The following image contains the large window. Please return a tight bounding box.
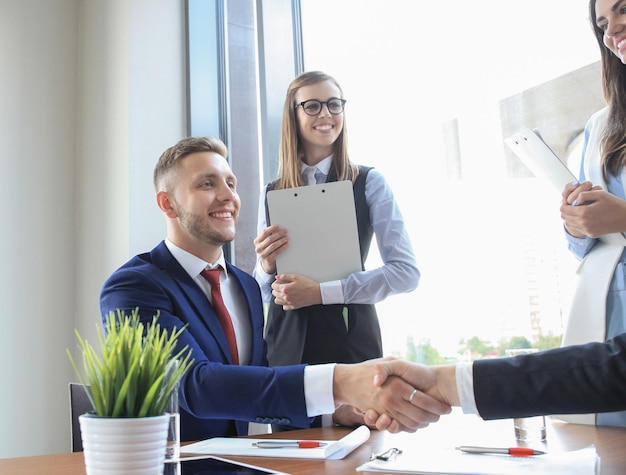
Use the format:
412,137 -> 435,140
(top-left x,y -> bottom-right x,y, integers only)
299,0 -> 602,361
187,0 -> 604,363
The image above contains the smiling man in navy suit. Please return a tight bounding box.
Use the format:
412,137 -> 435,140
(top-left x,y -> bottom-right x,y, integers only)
100,136 -> 450,442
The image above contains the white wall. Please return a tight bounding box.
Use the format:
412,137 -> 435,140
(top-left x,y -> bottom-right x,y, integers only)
0,0 -> 186,457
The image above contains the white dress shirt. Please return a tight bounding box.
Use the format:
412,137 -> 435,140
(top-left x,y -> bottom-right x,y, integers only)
456,362 -> 478,414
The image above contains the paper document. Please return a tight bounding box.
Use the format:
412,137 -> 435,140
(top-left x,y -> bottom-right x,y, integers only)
181,425 -> 370,460
356,445 -> 599,474
266,180 -> 362,282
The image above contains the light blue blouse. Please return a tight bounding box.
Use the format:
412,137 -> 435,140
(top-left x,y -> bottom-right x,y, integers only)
253,166 -> 420,305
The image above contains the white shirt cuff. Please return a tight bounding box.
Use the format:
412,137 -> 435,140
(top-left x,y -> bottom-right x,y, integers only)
456,362 -> 478,414
303,363 -> 336,417
254,261 -> 275,284
320,280 -> 343,305
321,414 -> 335,427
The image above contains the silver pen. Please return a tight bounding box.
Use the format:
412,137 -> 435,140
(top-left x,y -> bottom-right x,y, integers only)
253,440 -> 327,449
456,446 -> 546,456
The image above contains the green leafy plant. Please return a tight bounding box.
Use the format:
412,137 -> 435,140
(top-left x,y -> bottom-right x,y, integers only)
67,308 -> 194,417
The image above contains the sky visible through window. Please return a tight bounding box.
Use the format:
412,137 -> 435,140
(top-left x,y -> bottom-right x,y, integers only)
301,0 -> 600,358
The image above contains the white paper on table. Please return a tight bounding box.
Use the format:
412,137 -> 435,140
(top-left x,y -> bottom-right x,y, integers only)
356,445 -> 599,475
181,425 -> 370,460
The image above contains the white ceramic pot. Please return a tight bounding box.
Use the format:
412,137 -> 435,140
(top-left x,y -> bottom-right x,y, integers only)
79,413 -> 169,475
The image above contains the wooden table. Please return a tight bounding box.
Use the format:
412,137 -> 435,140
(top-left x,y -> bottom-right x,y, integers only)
1,410 -> 624,474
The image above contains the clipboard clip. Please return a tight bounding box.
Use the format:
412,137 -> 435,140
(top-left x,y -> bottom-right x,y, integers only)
370,447 -> 402,461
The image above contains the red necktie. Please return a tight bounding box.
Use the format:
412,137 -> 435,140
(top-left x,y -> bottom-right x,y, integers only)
200,268 -> 239,365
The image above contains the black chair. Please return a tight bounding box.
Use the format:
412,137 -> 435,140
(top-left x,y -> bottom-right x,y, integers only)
68,383 -> 93,452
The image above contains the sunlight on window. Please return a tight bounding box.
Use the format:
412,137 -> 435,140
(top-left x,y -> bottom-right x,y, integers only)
301,0 -> 600,361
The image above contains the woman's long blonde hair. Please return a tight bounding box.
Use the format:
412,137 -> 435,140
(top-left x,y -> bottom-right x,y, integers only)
274,71 -> 359,190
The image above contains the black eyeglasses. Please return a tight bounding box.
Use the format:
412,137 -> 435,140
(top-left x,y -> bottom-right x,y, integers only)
295,98 -> 346,116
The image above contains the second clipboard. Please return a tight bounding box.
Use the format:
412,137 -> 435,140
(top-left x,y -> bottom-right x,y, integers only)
504,128 -> 577,192
266,180 -> 362,283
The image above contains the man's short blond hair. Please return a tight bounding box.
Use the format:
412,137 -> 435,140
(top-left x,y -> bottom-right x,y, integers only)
153,136 -> 228,192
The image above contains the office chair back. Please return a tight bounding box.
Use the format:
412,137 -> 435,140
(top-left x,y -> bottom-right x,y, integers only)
68,383 -> 93,452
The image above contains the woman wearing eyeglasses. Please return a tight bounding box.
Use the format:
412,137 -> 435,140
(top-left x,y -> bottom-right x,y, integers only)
253,71 -> 419,371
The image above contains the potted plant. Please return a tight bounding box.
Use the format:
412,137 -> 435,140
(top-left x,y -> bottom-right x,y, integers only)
67,308 -> 193,475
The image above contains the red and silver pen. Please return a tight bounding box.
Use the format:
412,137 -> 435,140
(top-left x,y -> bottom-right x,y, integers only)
456,446 -> 546,456
253,440 -> 327,449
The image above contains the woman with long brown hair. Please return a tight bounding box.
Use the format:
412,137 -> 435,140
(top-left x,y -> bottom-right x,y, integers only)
253,71 -> 419,368
560,0 -> 626,428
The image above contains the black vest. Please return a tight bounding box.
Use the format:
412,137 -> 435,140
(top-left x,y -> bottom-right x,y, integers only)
264,165 -> 383,366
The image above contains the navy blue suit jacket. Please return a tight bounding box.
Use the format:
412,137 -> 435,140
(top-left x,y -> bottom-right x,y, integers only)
474,333 -> 626,419
100,241 -> 312,441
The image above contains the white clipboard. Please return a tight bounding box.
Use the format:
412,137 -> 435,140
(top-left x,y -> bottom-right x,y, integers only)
504,128 -> 577,192
505,128 -> 626,246
266,180 -> 362,282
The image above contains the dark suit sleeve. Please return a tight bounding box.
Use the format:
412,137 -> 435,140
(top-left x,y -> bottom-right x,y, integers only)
473,333 -> 626,419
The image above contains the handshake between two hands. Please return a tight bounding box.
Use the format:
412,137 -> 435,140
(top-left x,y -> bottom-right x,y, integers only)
334,357 -> 460,434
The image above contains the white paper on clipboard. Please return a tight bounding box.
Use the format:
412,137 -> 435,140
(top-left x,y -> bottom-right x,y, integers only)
504,128 -> 577,192
266,180 -> 362,282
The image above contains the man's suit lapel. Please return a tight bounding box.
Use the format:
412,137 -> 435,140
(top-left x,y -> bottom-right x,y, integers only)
150,242 -> 237,364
